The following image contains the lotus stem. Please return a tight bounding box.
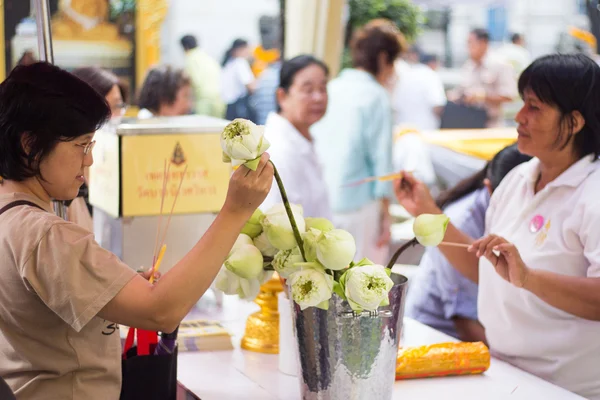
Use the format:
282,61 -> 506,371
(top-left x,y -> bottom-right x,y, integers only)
271,161 -> 306,261
386,237 -> 418,269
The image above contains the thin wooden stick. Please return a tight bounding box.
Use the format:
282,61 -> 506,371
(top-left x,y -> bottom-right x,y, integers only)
438,241 -> 470,249
152,160 -> 170,267
157,165 -> 188,253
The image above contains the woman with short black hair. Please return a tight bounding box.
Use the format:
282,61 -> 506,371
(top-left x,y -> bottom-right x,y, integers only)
260,55 -> 330,218
0,62 -> 273,399
137,65 -> 193,118
396,53 -> 600,399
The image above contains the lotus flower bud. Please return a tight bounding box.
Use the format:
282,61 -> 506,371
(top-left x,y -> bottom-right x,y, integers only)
413,214 -> 450,247
315,229 -> 356,271
224,244 -> 264,279
261,204 -> 306,251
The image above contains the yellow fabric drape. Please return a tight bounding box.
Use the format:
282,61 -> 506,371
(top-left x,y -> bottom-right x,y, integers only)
395,127 -> 518,161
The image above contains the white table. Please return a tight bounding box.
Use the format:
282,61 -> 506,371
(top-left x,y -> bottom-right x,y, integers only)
177,297 -> 584,400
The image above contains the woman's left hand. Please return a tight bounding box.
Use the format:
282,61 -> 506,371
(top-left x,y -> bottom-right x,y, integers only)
468,234 -> 530,288
137,267 -> 161,282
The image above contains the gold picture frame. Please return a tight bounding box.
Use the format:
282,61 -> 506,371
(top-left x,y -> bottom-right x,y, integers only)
1,0 -> 168,88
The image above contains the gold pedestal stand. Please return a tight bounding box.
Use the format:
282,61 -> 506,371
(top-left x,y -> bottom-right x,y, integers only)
241,275 -> 284,354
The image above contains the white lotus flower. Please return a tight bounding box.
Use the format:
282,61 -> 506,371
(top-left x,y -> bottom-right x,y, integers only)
288,263 -> 333,310
315,229 -> 356,271
261,204 -> 306,251
272,247 -> 304,278
340,264 -> 394,312
253,231 -> 278,257
241,209 -> 264,238
413,214 -> 450,247
304,217 -> 334,232
224,244 -> 264,279
220,118 -> 270,170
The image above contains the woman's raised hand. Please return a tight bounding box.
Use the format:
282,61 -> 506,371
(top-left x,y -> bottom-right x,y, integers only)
393,171 -> 440,217
223,153 -> 274,218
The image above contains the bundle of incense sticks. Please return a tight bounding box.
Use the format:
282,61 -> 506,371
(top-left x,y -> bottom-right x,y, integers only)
149,160 -> 187,356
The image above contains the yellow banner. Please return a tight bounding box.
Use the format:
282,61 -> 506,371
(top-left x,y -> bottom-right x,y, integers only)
395,127 -> 518,161
121,134 -> 230,217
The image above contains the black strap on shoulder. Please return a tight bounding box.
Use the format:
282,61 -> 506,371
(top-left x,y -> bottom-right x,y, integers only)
0,200 -> 45,217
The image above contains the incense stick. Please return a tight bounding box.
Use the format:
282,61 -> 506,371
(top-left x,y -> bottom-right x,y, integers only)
439,242 -> 471,249
152,160 -> 169,267
343,171 -> 409,187
157,164 -> 188,258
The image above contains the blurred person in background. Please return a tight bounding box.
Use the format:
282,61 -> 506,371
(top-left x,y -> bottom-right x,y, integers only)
180,34 -> 225,118
221,38 -> 256,122
260,55 -> 330,219
406,144 -> 530,342
497,33 -> 532,76
448,28 -> 517,127
312,19 -> 404,264
137,65 -> 193,118
69,67 -> 126,232
393,45 -> 446,131
72,67 -> 126,125
251,58 -> 281,125
392,45 -> 445,189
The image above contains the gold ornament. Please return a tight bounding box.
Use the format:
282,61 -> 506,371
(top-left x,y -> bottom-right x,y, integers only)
241,274 -> 284,354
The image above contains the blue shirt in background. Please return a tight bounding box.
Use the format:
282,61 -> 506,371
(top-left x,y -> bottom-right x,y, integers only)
405,187 -> 489,339
251,62 -> 281,125
311,69 -> 394,213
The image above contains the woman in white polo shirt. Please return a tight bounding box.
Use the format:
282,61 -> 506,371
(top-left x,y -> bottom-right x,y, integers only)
395,53 -> 600,399
260,55 -> 331,219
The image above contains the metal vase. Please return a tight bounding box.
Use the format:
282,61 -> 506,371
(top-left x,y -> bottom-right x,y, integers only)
291,273 -> 408,400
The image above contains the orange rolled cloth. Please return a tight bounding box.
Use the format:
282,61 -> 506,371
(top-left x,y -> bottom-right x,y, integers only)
396,342 -> 490,380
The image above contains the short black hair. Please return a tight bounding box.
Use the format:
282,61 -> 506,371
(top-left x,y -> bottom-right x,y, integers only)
180,35 -> 198,51
0,62 -> 110,181
470,28 -> 490,42
518,53 -> 600,159
137,65 -> 191,113
222,38 -> 249,66
277,55 -> 329,112
511,33 -> 523,44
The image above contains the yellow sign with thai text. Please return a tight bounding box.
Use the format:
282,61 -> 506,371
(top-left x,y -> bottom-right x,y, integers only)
121,134 -> 230,217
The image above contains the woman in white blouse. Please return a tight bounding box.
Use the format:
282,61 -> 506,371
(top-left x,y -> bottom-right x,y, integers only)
395,54 -> 600,399
261,55 -> 331,219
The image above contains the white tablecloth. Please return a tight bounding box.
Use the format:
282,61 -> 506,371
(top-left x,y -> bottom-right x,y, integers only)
177,297 -> 584,400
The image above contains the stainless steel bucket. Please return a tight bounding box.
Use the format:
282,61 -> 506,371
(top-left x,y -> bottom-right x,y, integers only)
291,273 -> 408,400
